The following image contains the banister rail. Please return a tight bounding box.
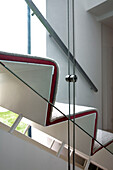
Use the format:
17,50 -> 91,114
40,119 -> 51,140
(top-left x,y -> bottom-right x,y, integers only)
25,0 -> 98,92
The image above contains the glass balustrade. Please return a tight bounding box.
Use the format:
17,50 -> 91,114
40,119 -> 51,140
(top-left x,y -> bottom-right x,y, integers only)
0,60 -> 112,159
0,0 -> 113,169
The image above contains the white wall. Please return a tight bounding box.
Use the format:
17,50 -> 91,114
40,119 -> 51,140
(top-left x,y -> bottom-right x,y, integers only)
102,24 -> 113,131
46,0 -> 102,127
0,129 -> 68,170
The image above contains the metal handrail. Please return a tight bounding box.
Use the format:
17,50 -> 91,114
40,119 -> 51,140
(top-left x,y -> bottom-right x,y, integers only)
25,0 -> 98,92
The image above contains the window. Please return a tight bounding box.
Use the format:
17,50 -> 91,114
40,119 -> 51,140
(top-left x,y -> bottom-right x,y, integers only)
0,0 -> 46,134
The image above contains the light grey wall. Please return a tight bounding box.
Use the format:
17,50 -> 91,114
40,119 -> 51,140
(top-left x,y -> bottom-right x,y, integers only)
46,0 -> 102,127
102,24 -> 113,131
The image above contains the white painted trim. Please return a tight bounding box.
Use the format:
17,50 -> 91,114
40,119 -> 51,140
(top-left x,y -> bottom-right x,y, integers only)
96,10 -> 113,22
9,114 -> 23,134
84,157 -> 91,170
86,0 -> 107,11
23,125 -> 30,135
56,142 -> 65,157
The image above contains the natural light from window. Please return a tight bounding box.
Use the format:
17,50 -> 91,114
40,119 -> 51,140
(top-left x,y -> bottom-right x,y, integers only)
0,0 -> 46,57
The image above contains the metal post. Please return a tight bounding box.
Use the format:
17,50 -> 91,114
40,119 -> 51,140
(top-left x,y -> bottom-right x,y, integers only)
67,0 -> 71,169
72,0 -> 76,169
27,5 -> 32,138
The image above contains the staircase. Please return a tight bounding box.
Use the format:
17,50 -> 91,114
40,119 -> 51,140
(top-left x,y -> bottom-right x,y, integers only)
0,51 -> 113,170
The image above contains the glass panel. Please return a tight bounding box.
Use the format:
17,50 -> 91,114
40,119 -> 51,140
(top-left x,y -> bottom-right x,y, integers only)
28,0 -> 113,159
0,45 -> 113,159
0,61 -> 113,169
0,0 -> 112,164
